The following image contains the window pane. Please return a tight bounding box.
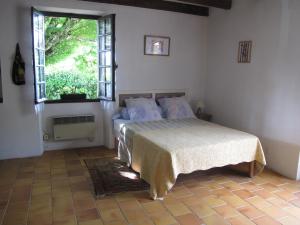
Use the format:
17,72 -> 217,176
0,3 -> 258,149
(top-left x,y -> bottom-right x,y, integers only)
34,14 -> 39,31
99,36 -> 111,51
38,30 -> 44,48
36,84 -> 40,100
38,14 -> 43,31
99,83 -> 105,97
39,50 -> 45,65
34,49 -> 39,65
34,30 -> 39,48
99,67 -> 105,82
39,50 -> 44,65
35,67 -> 45,82
36,15 -> 44,49
36,67 -> 41,82
106,83 -> 112,98
100,52 -> 111,66
39,83 -> 46,99
99,21 -> 105,35
105,67 -> 112,81
106,52 -> 111,66
105,18 -> 111,34
99,53 -> 105,65
39,67 -> 45,82
34,49 -> 45,66
99,36 -> 105,51
105,35 -> 111,50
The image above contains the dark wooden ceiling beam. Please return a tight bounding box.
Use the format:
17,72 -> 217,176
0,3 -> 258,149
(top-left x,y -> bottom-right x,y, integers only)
80,0 -> 209,16
173,0 -> 232,9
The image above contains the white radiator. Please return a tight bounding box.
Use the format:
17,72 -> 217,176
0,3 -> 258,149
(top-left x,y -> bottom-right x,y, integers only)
53,115 -> 96,141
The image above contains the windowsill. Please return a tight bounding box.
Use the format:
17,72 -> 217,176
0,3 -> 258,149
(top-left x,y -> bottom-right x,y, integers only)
45,99 -> 100,104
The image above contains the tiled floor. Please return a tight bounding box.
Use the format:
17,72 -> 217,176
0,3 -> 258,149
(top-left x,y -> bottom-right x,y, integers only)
0,147 -> 300,225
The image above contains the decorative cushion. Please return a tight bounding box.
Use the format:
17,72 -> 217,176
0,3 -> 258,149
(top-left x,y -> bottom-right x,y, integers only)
158,97 -> 195,119
125,98 -> 162,121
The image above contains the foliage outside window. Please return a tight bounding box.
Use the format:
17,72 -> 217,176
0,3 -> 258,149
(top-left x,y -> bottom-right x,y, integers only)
45,17 -> 98,100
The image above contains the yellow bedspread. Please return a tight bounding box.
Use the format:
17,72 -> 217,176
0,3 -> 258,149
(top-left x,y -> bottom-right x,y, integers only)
123,118 -> 266,199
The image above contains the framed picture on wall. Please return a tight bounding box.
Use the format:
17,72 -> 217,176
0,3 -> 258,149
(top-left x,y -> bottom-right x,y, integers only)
238,41 -> 252,63
144,35 -> 170,56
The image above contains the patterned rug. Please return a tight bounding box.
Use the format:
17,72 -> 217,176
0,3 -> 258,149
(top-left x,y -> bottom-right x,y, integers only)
84,158 -> 150,198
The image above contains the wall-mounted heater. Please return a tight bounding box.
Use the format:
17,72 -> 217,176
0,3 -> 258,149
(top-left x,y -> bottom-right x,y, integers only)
53,115 -> 96,141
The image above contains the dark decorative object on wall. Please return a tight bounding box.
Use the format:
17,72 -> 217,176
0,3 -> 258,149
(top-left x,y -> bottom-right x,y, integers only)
12,43 -> 26,85
238,41 -> 252,63
144,35 -> 170,56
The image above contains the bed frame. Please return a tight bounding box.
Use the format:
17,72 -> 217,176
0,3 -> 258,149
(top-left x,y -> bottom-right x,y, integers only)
155,92 -> 185,101
119,93 -> 153,107
228,161 -> 255,178
116,92 -> 256,178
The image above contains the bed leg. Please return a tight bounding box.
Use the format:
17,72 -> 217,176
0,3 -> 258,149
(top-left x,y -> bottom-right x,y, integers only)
249,161 -> 255,178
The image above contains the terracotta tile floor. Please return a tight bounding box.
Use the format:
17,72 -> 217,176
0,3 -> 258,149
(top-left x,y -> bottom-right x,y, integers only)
1,147 -> 300,225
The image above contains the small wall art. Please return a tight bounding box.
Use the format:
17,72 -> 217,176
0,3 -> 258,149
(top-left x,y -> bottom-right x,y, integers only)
144,35 -> 170,56
238,41 -> 252,63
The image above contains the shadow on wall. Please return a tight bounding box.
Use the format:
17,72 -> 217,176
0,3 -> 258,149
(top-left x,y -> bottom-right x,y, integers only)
261,137 -> 300,180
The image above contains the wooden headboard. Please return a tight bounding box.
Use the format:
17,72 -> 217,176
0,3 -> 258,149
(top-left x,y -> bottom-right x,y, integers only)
155,92 -> 185,101
119,93 -> 153,107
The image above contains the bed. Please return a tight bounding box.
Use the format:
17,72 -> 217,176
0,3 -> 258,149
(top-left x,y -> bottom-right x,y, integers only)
114,93 -> 266,199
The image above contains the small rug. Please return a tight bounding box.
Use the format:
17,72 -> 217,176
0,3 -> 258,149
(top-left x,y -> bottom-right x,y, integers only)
85,158 -> 250,198
84,158 -> 149,197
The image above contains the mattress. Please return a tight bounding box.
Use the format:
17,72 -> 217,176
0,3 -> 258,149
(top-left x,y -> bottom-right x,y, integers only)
118,118 -> 266,199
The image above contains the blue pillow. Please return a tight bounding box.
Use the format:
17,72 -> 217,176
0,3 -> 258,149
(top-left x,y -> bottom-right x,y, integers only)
121,106 -> 164,120
120,107 -> 130,120
125,98 -> 162,122
158,97 -> 195,119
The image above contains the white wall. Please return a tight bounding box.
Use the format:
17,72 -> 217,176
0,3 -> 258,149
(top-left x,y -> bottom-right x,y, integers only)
0,0 -> 43,159
0,0 -> 208,156
41,0 -> 208,150
206,0 -> 300,179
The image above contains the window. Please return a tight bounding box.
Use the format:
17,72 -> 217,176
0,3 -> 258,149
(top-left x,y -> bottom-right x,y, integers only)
32,8 -> 116,103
